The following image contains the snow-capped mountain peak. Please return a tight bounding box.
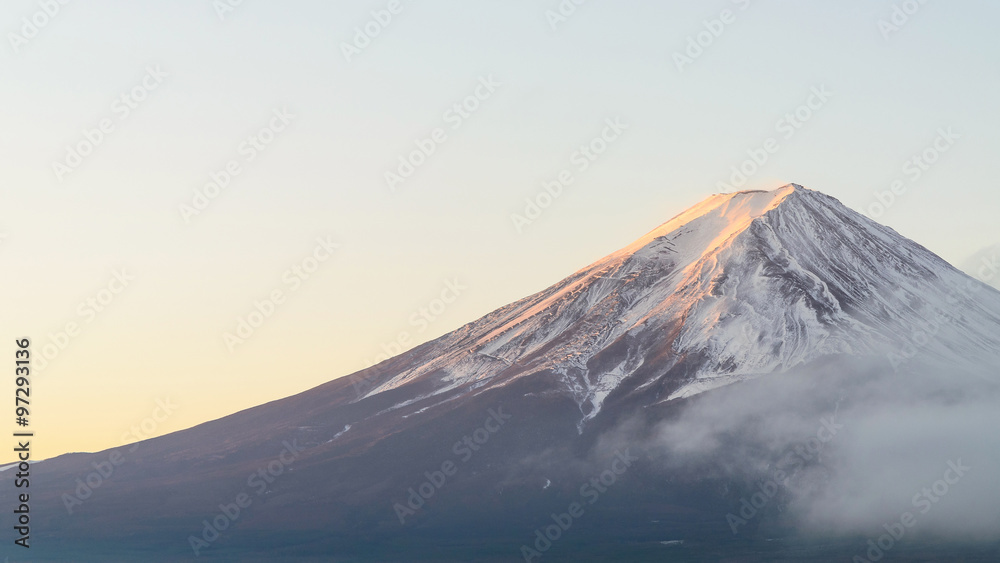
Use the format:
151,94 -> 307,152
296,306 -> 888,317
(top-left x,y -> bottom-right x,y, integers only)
360,184 -> 1000,425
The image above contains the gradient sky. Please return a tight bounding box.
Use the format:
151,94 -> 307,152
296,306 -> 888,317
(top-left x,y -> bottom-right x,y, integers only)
3,0 -> 999,461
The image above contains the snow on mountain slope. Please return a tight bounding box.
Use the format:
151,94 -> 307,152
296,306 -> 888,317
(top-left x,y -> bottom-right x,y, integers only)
360,184 -> 1000,424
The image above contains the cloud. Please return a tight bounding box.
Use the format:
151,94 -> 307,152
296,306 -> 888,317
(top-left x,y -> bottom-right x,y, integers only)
644,356 -> 1000,540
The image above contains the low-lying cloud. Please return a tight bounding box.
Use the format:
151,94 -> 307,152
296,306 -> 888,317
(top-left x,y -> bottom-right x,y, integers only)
644,356 -> 1000,540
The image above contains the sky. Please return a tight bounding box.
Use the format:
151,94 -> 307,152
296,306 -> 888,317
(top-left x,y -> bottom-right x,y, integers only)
2,0 -> 998,461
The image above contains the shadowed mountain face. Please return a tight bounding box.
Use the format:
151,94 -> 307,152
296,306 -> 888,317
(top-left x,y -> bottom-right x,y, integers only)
8,185 -> 1000,562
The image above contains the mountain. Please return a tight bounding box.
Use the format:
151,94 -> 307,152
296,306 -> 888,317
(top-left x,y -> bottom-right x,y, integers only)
9,184 -> 1000,562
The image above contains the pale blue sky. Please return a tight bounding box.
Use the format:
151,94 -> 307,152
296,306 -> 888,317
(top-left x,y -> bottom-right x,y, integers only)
2,0 -> 998,458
